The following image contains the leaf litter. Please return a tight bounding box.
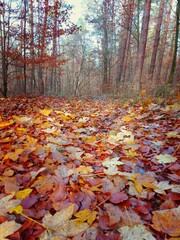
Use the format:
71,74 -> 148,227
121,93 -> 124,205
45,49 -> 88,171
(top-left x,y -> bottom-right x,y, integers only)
0,96 -> 179,239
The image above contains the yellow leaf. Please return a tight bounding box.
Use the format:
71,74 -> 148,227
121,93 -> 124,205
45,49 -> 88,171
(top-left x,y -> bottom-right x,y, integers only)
3,149 -> 23,161
74,209 -> 91,222
16,128 -> 27,134
83,136 -> 97,143
122,115 -> 132,122
74,165 -> 94,174
134,181 -> 143,194
87,211 -> 97,225
27,135 -> 37,144
40,109 -> 52,116
1,137 -> 10,143
0,120 -> 14,129
125,149 -> 138,158
9,205 -> 23,214
15,188 -> 33,199
4,152 -> 19,161
89,183 -> 102,192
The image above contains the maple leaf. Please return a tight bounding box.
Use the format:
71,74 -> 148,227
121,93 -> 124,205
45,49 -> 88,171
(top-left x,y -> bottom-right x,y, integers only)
0,120 -> 14,129
104,166 -> 119,175
15,188 -> 33,199
155,154 -> 177,164
119,224 -> 156,240
154,181 -> 172,194
60,219 -> 89,237
0,221 -> 21,240
102,157 -> 124,167
122,115 -> 132,122
9,205 -> 23,214
3,149 -> 24,161
74,165 -> 94,174
42,204 -> 74,230
27,135 -> 37,144
152,207 -> 180,237
40,109 -> 53,116
0,194 -> 21,216
74,209 -> 97,225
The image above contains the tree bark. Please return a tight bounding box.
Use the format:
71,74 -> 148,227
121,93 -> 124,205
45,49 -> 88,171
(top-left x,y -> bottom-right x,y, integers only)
156,0 -> 172,83
168,0 -> 180,86
133,0 -> 151,91
149,0 -> 164,81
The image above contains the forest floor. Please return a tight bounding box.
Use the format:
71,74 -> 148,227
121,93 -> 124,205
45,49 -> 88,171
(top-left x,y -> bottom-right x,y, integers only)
0,96 -> 179,240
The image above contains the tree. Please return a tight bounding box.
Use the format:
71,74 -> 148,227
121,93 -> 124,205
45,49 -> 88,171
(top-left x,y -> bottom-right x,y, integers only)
156,0 -> 173,83
168,0 -> 180,86
116,0 -> 135,86
133,0 -> 151,91
149,0 -> 164,81
0,1 -> 21,97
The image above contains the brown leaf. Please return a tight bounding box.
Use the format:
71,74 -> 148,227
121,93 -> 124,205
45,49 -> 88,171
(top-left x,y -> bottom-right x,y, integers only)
152,207 -> 180,237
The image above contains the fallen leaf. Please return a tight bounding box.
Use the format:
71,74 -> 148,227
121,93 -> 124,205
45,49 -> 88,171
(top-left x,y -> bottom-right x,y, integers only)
155,154 -> 177,164
122,115 -> 132,122
0,221 -> 21,240
0,120 -> 14,129
119,224 -> 156,240
152,207 -> 180,237
9,205 -> 23,214
15,188 -> 33,200
40,109 -> 53,116
42,204 -> 74,229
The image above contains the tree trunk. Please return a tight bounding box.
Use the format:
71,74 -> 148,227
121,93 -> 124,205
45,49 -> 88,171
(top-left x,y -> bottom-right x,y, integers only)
149,0 -> 164,81
133,0 -> 151,91
156,0 -> 172,83
29,0 -> 36,93
168,0 -> 180,86
116,0 -> 134,85
102,0 -> 109,93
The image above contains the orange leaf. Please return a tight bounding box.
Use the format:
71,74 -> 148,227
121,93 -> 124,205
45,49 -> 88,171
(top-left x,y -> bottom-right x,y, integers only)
122,115 -> 132,122
152,207 -> 180,237
0,120 -> 14,129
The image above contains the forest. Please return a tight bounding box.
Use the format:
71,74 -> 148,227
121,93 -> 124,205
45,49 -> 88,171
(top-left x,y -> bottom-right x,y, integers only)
0,0 -> 180,240
0,0 -> 179,97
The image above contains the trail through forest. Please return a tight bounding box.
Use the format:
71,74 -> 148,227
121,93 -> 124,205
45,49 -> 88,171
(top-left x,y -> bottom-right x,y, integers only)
0,96 -> 179,240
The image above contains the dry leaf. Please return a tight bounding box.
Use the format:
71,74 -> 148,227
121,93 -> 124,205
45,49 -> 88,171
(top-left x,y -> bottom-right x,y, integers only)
155,154 -> 177,164
0,221 -> 21,240
119,224 -> 156,240
152,207 -> 180,237
42,204 -> 74,229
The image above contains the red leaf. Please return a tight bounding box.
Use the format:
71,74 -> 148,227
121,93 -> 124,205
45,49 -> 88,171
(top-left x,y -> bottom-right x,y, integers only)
109,192 -> 128,204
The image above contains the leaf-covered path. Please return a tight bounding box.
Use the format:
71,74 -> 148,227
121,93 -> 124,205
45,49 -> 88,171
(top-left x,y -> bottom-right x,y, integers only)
0,96 -> 179,240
